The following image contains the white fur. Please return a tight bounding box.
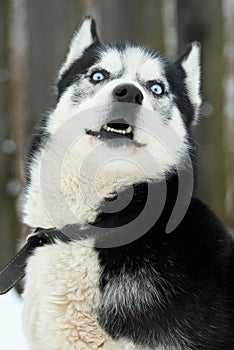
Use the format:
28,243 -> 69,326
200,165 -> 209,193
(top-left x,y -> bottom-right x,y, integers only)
181,42 -> 201,123
95,48 -> 123,74
22,240 -> 179,350
23,240 -> 141,349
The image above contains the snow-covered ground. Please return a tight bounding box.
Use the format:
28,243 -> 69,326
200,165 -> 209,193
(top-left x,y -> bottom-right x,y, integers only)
0,289 -> 29,349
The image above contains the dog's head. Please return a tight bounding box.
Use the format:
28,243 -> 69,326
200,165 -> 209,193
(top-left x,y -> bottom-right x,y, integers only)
23,17 -> 201,231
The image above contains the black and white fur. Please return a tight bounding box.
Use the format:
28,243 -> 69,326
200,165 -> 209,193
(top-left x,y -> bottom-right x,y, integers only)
22,17 -> 234,350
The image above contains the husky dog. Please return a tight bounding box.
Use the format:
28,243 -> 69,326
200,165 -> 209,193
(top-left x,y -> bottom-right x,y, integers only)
22,16 -> 234,350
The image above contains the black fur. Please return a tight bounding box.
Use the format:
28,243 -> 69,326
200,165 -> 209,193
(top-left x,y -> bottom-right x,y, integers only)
25,114 -> 50,184
95,178 -> 234,349
87,16 -> 99,41
165,61 -> 195,126
57,42 -> 102,100
91,117 -> 234,349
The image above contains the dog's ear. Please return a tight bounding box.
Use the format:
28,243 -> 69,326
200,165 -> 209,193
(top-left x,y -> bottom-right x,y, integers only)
58,16 -> 100,78
178,42 -> 202,124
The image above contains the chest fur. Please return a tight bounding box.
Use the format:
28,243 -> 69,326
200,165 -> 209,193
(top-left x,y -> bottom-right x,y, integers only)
22,240 -> 141,350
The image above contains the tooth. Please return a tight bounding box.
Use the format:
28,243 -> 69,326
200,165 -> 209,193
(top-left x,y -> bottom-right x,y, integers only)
105,126 -> 130,134
103,124 -> 108,130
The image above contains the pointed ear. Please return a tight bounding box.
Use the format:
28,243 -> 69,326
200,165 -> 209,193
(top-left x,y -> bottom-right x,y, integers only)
58,16 -> 100,78
178,42 -> 202,124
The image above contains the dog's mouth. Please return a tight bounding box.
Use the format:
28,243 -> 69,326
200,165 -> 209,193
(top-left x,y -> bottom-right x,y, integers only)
100,122 -> 133,139
86,119 -> 144,147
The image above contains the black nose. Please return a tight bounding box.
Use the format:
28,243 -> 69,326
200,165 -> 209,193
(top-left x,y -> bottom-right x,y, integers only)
112,84 -> 143,105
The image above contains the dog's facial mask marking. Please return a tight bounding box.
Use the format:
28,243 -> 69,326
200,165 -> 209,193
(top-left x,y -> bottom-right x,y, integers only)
57,17 -> 201,123
23,17 -> 201,234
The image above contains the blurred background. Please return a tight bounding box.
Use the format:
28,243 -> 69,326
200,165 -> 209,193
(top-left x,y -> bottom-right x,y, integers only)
0,0 -> 234,267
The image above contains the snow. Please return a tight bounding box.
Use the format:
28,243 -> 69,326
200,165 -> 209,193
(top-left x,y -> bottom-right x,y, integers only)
0,289 -> 29,349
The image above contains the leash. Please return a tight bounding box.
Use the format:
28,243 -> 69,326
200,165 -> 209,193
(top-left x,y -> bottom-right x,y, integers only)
0,228 -> 71,295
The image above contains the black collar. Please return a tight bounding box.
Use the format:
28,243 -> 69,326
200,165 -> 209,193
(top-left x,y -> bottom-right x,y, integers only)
0,228 -> 71,295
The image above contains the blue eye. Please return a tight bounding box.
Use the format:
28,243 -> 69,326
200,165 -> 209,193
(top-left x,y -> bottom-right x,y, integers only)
150,83 -> 164,96
91,71 -> 105,82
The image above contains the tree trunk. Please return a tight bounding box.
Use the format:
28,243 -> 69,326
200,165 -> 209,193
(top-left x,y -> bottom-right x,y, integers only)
82,0 -> 165,52
177,0 -> 227,223
0,0 -> 17,267
222,0 -> 234,231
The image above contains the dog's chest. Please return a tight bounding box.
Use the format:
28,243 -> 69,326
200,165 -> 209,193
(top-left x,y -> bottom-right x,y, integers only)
22,240 -> 143,349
